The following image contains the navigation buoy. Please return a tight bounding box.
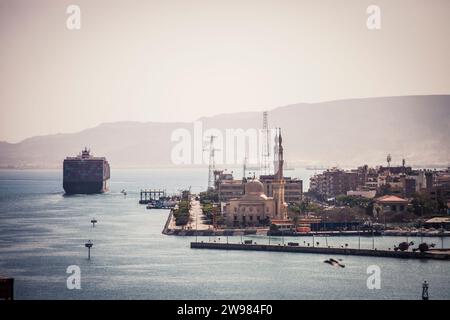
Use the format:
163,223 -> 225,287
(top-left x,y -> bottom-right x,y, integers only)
422,281 -> 429,300
85,240 -> 93,260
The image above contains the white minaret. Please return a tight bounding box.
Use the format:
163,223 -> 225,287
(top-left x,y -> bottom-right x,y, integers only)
272,128 -> 287,220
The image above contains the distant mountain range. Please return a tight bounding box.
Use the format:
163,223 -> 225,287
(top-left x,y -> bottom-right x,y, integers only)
1,95 -> 449,169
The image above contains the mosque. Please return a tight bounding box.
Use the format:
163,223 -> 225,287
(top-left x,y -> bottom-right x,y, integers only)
223,128 -> 288,227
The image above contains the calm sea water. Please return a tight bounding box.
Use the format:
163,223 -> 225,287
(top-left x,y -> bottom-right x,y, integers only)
0,169 -> 449,300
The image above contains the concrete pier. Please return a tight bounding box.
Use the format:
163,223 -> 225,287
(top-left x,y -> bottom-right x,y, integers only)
190,242 -> 450,260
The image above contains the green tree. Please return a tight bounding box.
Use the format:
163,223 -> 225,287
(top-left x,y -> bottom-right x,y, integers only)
411,192 -> 436,216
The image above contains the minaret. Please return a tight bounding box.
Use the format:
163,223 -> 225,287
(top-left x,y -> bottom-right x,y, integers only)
272,128 -> 287,220
275,128 -> 284,180
273,130 -> 279,173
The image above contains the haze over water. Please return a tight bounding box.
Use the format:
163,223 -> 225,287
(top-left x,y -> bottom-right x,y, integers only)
0,169 -> 449,299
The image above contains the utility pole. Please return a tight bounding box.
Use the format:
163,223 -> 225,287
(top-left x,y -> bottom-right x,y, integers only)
372,229 -> 375,250
195,201 -> 198,243
358,223 -> 361,250
372,220 -> 375,250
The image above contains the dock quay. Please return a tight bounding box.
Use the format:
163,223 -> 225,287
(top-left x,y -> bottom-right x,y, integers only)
190,242 -> 450,260
269,230 -> 382,237
164,228 -> 260,236
270,230 -> 450,237
383,230 -> 450,237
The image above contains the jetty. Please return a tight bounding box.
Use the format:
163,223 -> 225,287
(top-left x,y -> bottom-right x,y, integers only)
190,241 -> 450,260
139,189 -> 166,204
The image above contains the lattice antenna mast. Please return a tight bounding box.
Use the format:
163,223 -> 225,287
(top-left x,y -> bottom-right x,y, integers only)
243,156 -> 247,180
205,135 -> 217,190
260,111 -> 270,175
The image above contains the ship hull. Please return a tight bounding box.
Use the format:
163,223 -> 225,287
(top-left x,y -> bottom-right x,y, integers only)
63,152 -> 110,195
63,181 -> 109,194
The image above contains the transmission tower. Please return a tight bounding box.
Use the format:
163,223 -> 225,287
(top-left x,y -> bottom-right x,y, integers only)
260,111 -> 270,175
204,135 -> 217,190
243,156 -> 247,180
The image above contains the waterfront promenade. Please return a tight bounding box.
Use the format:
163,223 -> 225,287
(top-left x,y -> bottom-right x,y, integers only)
163,198 -> 210,235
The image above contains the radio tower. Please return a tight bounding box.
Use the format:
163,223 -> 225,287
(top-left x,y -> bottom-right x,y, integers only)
205,135 -> 217,190
260,111 -> 270,175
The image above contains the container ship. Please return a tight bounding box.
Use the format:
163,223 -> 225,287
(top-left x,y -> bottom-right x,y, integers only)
63,148 -> 110,194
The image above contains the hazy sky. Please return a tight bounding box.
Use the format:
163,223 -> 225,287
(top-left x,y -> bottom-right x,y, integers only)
1,0 -> 449,143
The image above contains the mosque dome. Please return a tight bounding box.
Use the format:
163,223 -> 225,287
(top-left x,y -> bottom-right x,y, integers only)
245,179 -> 264,195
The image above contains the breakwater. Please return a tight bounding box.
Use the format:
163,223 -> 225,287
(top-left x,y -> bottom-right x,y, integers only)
190,242 -> 450,260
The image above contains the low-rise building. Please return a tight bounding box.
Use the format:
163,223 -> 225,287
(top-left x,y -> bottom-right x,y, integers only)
310,163 -> 448,202
376,195 -> 409,214
271,219 -> 295,231
260,175 -> 302,204
218,180 -> 244,202
213,170 -> 235,189
425,168 -> 450,208
424,217 -> 450,230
